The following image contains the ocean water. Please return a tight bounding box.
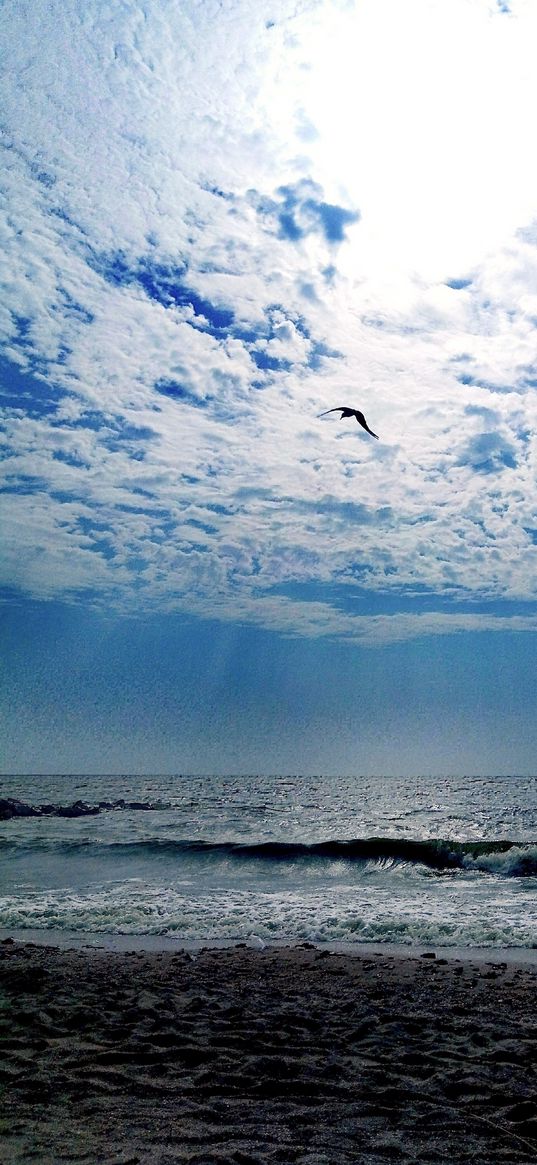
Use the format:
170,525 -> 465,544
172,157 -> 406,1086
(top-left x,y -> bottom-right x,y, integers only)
1,773 -> 536,950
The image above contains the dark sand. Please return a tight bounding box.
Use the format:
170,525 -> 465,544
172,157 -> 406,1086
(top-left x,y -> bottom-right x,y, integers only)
1,940 -> 536,1164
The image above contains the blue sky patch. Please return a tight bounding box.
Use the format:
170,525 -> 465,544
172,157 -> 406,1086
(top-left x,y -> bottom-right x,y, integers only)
90,251 -> 235,334
100,421 -> 156,455
456,371 -> 513,394
50,408 -> 111,433
243,305 -> 342,374
275,180 -> 360,244
269,580 -> 537,618
445,277 -> 472,290
154,380 -> 210,407
459,432 -> 518,474
2,473 -> 47,495
52,450 -> 90,469
293,497 -> 393,525
307,340 -> 342,369
251,181 -> 359,247
0,355 -> 66,419
250,350 -> 292,372
59,289 -> 94,325
76,516 -> 116,560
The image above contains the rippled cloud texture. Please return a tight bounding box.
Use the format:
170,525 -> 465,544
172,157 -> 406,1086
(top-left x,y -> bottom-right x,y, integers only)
1,0 -> 537,771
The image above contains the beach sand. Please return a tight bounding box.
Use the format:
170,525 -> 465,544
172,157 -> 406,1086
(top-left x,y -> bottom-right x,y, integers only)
1,940 -> 536,1164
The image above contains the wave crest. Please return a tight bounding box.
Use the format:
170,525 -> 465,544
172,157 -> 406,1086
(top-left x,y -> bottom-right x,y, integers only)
2,834 -> 536,876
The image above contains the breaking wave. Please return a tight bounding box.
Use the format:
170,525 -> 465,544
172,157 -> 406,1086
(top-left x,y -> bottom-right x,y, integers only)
2,834 -> 536,876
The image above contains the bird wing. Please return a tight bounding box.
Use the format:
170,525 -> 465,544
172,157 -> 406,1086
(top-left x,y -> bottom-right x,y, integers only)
319,407 -> 379,437
353,411 -> 379,439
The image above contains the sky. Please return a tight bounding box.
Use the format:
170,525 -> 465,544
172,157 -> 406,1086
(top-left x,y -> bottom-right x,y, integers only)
1,0 -> 537,775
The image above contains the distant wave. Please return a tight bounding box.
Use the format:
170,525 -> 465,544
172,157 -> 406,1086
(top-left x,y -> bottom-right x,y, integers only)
1,834 -> 536,876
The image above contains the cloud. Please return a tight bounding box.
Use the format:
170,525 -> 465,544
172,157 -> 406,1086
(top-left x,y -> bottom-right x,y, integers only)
2,0 -> 537,646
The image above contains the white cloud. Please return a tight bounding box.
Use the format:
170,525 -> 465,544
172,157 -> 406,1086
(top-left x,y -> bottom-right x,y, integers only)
1,0 -> 537,644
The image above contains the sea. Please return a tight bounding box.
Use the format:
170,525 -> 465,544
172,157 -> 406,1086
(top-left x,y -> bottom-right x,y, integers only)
1,773 -> 536,953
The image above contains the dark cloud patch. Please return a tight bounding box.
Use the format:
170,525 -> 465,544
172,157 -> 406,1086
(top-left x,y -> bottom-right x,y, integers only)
523,527 -> 537,544
459,432 -> 518,474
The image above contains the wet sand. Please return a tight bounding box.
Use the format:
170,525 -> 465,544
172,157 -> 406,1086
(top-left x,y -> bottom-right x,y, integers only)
1,939 -> 536,1164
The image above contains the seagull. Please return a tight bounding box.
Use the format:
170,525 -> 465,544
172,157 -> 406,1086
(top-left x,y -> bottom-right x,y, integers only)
319,407 -> 379,439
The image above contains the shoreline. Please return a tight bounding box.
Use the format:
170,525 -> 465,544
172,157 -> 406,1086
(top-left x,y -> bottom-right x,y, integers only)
2,924 -> 537,966
1,937 -> 536,1163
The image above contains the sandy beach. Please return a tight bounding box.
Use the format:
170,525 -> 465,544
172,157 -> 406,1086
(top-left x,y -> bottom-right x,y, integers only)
1,940 -> 536,1164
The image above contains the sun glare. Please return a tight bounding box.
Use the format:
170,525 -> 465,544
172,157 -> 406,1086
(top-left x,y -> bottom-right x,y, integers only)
285,0 -> 537,284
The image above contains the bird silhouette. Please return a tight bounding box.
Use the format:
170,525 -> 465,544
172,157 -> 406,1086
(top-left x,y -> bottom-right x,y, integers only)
319,407 -> 379,439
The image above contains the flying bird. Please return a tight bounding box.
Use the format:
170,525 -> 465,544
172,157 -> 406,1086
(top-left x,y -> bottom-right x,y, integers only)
319,407 -> 379,439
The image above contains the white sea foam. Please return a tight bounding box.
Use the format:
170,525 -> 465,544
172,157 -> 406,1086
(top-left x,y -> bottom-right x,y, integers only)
0,878 -> 535,948
1,773 -> 536,950
462,844 -> 537,877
